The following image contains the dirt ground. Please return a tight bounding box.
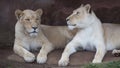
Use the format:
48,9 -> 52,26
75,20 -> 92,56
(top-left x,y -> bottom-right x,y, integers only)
0,46 -> 120,68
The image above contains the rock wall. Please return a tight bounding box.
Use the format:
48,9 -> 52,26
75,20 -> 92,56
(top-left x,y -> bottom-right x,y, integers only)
0,0 -> 120,46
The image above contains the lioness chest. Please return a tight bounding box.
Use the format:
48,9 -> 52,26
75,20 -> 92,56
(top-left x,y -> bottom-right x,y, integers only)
73,28 -> 101,51
22,37 -> 42,51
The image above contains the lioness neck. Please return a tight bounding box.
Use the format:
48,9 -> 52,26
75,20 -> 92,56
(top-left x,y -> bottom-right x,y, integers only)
91,11 -> 103,33
78,12 -> 103,34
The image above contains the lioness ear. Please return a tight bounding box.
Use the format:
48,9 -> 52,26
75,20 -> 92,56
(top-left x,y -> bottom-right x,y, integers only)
84,4 -> 91,13
15,9 -> 22,20
80,4 -> 84,7
36,9 -> 43,16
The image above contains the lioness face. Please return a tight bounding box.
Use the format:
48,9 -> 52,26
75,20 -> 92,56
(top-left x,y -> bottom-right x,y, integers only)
66,4 -> 91,30
15,9 -> 43,36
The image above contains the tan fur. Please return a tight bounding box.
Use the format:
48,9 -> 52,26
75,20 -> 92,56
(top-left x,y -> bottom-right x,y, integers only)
103,23 -> 120,50
13,9 -> 77,63
41,25 -> 77,48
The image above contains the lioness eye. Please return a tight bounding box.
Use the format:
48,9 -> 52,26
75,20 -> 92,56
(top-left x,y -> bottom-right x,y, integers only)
25,19 -> 30,21
76,12 -> 80,14
36,18 -> 39,20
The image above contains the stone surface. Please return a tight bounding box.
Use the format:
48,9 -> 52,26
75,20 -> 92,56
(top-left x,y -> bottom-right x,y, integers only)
0,47 -> 120,68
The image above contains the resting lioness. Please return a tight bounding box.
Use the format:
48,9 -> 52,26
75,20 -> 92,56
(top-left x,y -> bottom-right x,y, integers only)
13,9 -> 77,64
59,4 -> 120,66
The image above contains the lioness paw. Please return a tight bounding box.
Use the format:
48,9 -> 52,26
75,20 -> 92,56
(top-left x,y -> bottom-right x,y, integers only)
112,49 -> 120,57
58,58 -> 69,66
37,54 -> 47,64
24,53 -> 35,62
92,59 -> 101,63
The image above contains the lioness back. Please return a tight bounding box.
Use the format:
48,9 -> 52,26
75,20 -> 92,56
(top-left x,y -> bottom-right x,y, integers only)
41,25 -> 78,48
103,23 -> 120,50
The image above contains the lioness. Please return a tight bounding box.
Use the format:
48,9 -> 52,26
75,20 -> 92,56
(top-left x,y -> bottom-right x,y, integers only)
13,9 -> 77,63
59,4 -> 120,66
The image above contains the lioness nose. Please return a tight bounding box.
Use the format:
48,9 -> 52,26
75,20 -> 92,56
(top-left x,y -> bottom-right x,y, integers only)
32,27 -> 38,30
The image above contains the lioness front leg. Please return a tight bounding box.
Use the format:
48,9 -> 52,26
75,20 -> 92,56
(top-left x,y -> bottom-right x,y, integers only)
58,41 -> 77,66
92,45 -> 106,63
37,45 -> 54,64
13,43 -> 35,62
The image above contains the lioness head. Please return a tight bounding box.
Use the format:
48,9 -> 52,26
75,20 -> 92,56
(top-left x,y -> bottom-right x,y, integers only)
66,4 -> 93,30
15,9 -> 43,36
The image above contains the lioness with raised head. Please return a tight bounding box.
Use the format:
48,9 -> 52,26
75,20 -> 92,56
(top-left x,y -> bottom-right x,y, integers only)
59,4 -> 120,66
13,9 -> 77,63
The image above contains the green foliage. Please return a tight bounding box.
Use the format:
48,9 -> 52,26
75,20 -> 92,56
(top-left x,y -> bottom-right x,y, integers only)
84,61 -> 120,68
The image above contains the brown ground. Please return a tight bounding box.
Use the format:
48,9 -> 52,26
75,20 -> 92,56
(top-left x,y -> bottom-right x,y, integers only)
0,46 -> 120,68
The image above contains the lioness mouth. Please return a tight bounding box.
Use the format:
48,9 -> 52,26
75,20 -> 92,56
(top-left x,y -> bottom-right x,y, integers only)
30,31 -> 37,33
68,24 -> 76,26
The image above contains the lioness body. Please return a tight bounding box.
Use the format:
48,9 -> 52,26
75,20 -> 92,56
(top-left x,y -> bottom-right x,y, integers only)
103,23 -> 120,50
59,4 -> 120,66
41,25 -> 77,48
13,9 -> 77,63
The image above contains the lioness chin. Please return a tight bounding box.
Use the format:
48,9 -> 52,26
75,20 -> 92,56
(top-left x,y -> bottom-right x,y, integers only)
58,4 -> 120,66
13,9 -> 77,63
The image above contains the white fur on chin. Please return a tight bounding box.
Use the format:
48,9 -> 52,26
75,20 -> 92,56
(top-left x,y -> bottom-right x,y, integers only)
30,33 -> 38,37
68,26 -> 75,30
